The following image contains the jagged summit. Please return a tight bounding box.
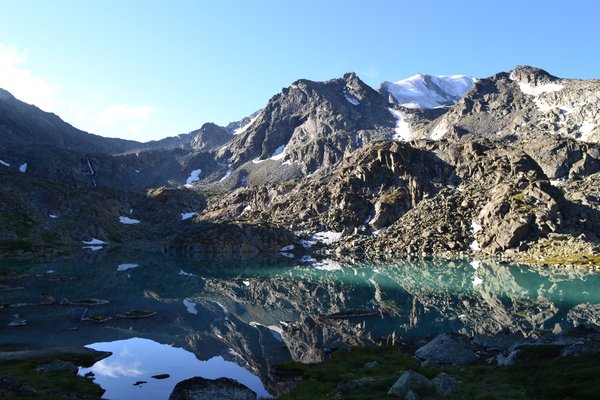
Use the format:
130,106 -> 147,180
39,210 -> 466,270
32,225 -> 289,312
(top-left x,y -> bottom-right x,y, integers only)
509,65 -> 559,85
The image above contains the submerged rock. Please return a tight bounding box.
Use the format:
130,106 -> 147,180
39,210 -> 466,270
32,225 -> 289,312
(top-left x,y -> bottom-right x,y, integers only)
168,377 -> 257,400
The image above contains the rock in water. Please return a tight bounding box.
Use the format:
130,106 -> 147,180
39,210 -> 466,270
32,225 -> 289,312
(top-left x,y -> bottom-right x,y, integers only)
387,370 -> 431,397
415,333 -> 476,365
168,377 -> 257,400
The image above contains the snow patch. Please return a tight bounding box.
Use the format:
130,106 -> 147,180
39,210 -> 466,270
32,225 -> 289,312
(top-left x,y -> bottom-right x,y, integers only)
185,169 -> 202,186
82,246 -> 104,252
372,227 -> 387,236
300,255 -> 316,263
310,231 -> 343,245
344,92 -> 360,106
470,240 -> 481,251
19,163 -> 27,173
473,276 -> 483,286
388,108 -> 412,141
471,220 -> 483,233
242,280 -> 250,286
82,238 -> 106,245
431,119 -> 450,140
49,214 -> 58,219
181,212 -> 197,220
179,269 -> 197,277
578,120 -> 596,141
249,321 -> 283,342
119,216 -> 140,224
215,301 -> 228,315
383,74 -> 474,109
280,252 -> 295,259
183,298 -> 198,315
219,167 -> 232,182
517,82 -> 564,96
0,160 -> 9,167
117,263 -> 139,272
280,244 -> 295,251
270,145 -> 286,160
233,113 -> 260,135
312,258 -> 343,271
470,260 -> 481,270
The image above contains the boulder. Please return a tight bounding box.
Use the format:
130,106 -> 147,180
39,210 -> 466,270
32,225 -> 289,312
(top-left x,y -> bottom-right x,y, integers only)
431,372 -> 460,396
415,333 -> 477,365
168,377 -> 257,400
387,370 -> 431,397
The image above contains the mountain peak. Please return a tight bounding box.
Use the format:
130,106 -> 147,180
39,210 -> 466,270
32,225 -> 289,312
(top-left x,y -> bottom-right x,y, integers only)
0,88 -> 15,101
509,65 -> 558,85
380,73 -> 474,109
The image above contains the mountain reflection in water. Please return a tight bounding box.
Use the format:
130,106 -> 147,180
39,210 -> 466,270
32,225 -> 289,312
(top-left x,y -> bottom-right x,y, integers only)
1,252 -> 599,398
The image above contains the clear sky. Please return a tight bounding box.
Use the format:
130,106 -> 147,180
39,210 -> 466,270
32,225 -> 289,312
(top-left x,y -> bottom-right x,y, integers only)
0,0 -> 598,142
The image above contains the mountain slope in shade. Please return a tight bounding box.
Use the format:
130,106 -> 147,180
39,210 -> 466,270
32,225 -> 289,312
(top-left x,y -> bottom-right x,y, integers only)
380,74 -> 474,109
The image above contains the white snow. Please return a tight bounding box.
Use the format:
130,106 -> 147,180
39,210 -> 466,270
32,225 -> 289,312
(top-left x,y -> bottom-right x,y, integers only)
383,74 -> 474,109
82,246 -> 103,252
179,269 -> 197,277
372,227 -> 387,236
280,252 -> 295,258
119,216 -> 140,224
344,92 -> 360,105
82,238 -> 106,245
470,240 -> 481,252
280,244 -> 295,251
117,263 -> 139,271
472,276 -> 483,286
242,280 -> 250,286
430,119 -> 450,140
312,258 -> 343,271
185,169 -> 202,186
0,160 -> 9,167
310,231 -> 343,245
471,220 -> 483,233
388,108 -> 412,141
249,321 -> 284,342
578,120 -> 596,141
219,167 -> 232,182
49,214 -> 58,219
517,82 -> 564,96
233,113 -> 261,135
19,163 -> 27,173
215,301 -> 228,315
470,260 -> 481,270
550,178 -> 566,187
181,212 -> 197,220
270,145 -> 286,160
300,255 -> 316,263
183,298 -> 198,315
253,145 -> 288,163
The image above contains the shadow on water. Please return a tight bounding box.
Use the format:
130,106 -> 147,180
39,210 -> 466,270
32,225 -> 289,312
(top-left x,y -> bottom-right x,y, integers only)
1,250 -> 599,398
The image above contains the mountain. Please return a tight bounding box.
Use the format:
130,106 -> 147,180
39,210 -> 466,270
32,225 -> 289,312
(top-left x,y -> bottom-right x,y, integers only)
380,74 -> 474,109
2,66 -> 600,264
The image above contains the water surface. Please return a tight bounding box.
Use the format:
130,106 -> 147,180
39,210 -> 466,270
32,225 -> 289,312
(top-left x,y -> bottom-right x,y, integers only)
1,253 -> 599,398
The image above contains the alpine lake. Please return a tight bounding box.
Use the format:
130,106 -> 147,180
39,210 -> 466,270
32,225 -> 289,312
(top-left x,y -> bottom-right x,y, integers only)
1,250 -> 599,399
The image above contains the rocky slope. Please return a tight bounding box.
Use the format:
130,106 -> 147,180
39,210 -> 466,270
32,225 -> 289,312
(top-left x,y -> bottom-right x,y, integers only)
2,66 -> 600,261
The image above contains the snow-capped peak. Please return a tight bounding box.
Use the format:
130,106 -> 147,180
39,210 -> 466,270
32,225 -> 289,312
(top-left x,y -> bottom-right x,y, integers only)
381,74 -> 474,109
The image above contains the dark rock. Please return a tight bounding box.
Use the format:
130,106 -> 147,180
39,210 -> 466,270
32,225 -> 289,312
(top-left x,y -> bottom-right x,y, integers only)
152,373 -> 170,380
168,377 -> 257,400
387,370 -> 431,397
337,376 -> 375,393
431,372 -> 460,396
415,334 -> 477,365
35,360 -> 78,374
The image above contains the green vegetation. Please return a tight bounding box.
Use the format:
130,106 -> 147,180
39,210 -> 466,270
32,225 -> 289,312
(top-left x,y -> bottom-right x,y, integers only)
0,352 -> 105,399
380,190 -> 401,205
278,345 -> 600,400
529,253 -> 600,267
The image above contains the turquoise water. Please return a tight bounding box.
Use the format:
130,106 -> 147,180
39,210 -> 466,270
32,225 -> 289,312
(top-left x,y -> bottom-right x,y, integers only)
1,253 -> 599,398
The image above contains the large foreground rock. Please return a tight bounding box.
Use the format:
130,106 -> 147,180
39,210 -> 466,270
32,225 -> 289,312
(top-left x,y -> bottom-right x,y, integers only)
387,370 -> 431,397
415,333 -> 477,365
168,377 -> 257,400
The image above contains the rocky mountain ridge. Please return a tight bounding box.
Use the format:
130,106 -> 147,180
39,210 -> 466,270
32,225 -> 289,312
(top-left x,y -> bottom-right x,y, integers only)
2,66 -> 600,263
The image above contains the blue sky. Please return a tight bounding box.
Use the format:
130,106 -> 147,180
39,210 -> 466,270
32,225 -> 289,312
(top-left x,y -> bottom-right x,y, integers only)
0,0 -> 598,141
